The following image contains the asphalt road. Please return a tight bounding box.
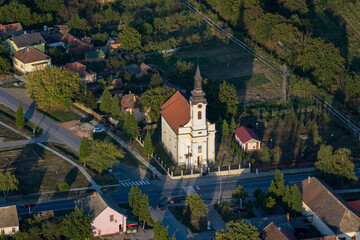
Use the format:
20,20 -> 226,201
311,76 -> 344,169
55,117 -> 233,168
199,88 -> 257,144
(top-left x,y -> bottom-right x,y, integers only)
0,89 -> 81,150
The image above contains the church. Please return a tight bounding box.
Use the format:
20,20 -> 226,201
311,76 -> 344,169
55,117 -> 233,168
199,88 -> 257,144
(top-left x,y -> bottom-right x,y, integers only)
160,66 -> 216,169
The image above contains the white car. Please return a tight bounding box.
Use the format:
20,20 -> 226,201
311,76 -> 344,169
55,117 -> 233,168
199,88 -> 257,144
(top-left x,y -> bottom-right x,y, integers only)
93,127 -> 106,133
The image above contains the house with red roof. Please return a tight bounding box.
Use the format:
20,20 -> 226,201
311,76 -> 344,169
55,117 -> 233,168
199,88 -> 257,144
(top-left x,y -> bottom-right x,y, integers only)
234,126 -> 261,151
160,66 -> 216,168
64,61 -> 96,83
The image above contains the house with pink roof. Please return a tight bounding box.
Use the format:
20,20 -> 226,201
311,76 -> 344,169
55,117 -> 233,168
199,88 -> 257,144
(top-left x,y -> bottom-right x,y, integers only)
234,126 -> 261,151
75,192 -> 127,236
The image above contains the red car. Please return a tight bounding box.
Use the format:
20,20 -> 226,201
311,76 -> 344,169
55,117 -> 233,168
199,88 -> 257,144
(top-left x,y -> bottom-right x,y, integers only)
21,201 -> 35,208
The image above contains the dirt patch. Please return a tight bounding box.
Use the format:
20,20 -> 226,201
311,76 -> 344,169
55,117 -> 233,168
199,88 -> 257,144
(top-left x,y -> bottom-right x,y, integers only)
59,120 -> 93,138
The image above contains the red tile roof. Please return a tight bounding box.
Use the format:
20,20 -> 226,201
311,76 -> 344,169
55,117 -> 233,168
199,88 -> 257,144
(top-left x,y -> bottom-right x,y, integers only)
260,222 -> 297,240
234,126 -> 261,143
64,61 -> 88,78
14,48 -> 50,64
160,91 -> 190,135
347,200 -> 360,215
0,23 -> 23,37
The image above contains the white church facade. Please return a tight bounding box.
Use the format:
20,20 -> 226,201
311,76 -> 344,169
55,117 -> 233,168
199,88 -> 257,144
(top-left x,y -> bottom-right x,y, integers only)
160,66 -> 216,168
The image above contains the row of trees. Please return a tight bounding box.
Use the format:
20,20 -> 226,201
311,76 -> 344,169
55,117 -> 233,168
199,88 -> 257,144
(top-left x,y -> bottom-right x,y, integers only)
128,185 -> 150,229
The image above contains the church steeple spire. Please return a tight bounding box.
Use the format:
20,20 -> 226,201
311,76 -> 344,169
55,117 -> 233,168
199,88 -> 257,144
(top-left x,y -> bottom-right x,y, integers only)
190,65 -> 207,105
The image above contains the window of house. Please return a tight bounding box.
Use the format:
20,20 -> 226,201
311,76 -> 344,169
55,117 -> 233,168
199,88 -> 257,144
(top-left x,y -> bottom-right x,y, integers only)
198,111 -> 202,120
110,215 -> 114,222
198,146 -> 202,153
12,228 -> 15,233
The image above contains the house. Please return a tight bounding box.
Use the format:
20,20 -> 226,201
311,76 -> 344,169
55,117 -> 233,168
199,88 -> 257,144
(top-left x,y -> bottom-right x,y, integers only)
120,92 -> 147,122
234,126 -> 261,151
0,23 -> 23,39
250,214 -> 295,237
75,192 -> 127,236
109,43 -> 121,53
6,32 -> 46,54
13,48 -> 51,74
298,177 -> 360,240
85,49 -> 105,63
60,33 -> 93,55
125,63 -> 158,75
0,205 -> 19,235
260,222 -> 297,240
160,66 -> 216,168
65,61 -> 97,83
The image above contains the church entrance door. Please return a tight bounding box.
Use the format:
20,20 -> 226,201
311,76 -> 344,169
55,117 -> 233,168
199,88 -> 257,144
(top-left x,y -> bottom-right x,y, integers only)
197,156 -> 201,168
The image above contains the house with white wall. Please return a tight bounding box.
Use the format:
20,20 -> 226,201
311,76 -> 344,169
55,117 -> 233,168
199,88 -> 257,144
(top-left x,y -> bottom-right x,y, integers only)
234,126 -> 261,151
75,192 -> 127,236
298,177 -> 360,240
0,205 -> 19,235
13,48 -> 51,74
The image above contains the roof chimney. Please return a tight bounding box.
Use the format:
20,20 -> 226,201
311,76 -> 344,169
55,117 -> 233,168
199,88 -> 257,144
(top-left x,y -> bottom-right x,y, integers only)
92,191 -> 98,197
308,176 -> 311,184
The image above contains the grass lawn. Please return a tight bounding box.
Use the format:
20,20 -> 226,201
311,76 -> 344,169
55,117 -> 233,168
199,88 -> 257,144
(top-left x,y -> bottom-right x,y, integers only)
211,137 -> 242,171
226,74 -> 270,90
0,144 -> 91,195
0,125 -> 26,142
38,108 -> 82,123
48,144 -> 119,186
168,206 -> 207,233
0,104 -> 42,137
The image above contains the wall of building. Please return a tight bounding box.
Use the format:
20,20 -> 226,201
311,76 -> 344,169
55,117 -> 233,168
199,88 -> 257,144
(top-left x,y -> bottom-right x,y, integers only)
301,202 -> 335,237
91,207 -> 126,236
235,135 -> 260,152
161,117 -> 178,162
0,226 -> 19,235
13,58 -> 51,74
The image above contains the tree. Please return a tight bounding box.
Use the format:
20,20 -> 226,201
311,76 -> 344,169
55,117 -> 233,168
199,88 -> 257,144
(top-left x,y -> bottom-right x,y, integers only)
79,137 -> 92,167
185,193 -> 207,230
272,146 -> 282,163
48,47 -> 71,65
232,185 -> 248,209
139,194 -> 150,229
62,98 -> 73,111
26,66 -> 81,108
149,73 -> 163,88
123,112 -> 139,140
153,219 -> 170,240
215,220 -> 260,240
140,86 -> 175,122
111,95 -> 121,118
222,120 -> 229,136
0,56 -> 11,75
85,140 -> 124,173
15,102 -> 25,129
117,27 -> 142,53
100,89 -> 112,113
58,182 -> 69,192
230,117 -> 237,133
129,185 -> 142,217
315,145 -> 357,184
67,15 -> 90,34
62,208 -> 93,240
216,116 -> 223,133
143,132 -> 154,159
312,123 -> 322,146
268,169 -> 285,199
34,0 -> 64,13
219,81 -> 239,117
0,172 -> 18,198
263,196 -> 277,213
260,146 -> 271,163
290,185 -> 302,213
282,185 -> 292,209
278,0 -> 308,14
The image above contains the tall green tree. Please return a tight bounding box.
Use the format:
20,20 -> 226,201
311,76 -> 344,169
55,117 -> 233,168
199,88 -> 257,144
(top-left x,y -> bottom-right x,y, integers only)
111,95 -> 121,118
34,0 -> 64,13
263,196 -> 277,213
185,193 -> 207,230
140,86 -> 175,122
222,120 -> 229,136
85,140 -> 124,173
268,169 -> 285,199
67,14 -> 90,34
315,145 -> 357,183
219,81 -> 239,117
278,0 -> 308,14
149,73 -> 163,89
272,146 -> 282,163
129,185 -> 142,217
232,185 -> 248,208
290,185 -> 302,213
0,172 -> 18,199
154,219 -> 170,240
100,89 -> 112,113
215,220 -> 260,240
261,146 -> 271,163
139,194 -> 150,229
0,56 -> 11,75
26,66 -> 81,108
62,208 -> 93,240
15,102 -> 25,129
230,117 -> 237,133
79,137 -> 92,167
312,123 -> 322,146
117,27 -> 142,53
143,132 -> 154,159
123,112 -> 139,140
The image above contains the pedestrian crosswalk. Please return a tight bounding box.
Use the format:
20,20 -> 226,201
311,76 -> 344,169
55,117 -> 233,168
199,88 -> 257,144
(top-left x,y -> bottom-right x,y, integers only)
121,180 -> 150,187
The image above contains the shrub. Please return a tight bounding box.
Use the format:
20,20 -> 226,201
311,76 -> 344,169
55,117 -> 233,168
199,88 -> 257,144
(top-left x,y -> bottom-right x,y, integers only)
256,191 -> 267,204
263,196 -> 277,213
246,200 -> 253,211
58,182 -> 69,192
253,188 -> 262,199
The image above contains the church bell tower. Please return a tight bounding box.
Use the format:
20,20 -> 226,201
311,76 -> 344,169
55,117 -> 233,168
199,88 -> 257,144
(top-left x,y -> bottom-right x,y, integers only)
189,65 -> 207,131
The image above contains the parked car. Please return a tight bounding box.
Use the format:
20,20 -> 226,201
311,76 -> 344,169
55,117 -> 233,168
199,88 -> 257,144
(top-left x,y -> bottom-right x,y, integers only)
158,197 -> 168,210
80,115 -> 93,123
21,201 -> 35,208
93,126 -> 106,133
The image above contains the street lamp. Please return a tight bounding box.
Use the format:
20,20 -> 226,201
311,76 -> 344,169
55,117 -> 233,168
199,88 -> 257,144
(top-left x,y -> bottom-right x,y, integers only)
270,138 -> 273,148
256,122 -> 258,130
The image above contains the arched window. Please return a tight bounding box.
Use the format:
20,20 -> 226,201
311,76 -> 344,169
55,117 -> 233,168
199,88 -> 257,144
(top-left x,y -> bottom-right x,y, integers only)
198,111 -> 202,120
